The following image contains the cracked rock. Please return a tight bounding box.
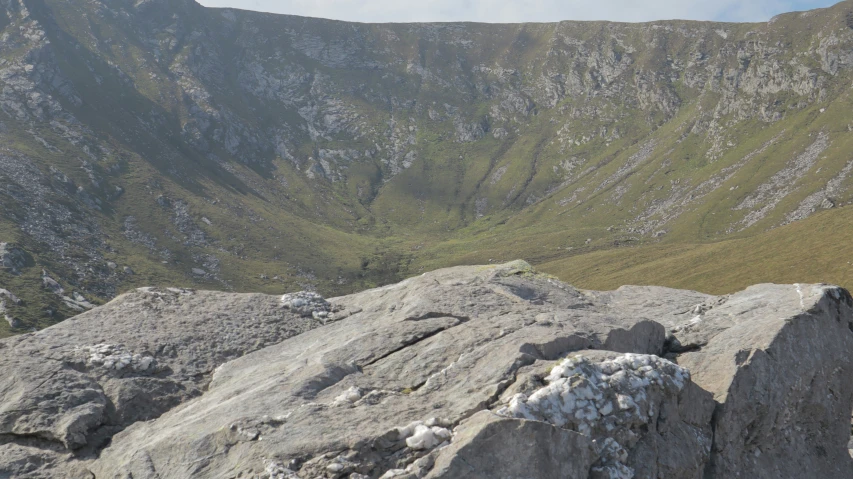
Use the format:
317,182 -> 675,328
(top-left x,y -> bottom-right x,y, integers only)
2,262 -> 853,479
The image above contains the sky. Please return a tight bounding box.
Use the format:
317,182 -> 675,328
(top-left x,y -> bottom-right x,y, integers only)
195,0 -> 841,23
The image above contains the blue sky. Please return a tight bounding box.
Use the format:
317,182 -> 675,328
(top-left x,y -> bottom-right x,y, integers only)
196,0 -> 841,23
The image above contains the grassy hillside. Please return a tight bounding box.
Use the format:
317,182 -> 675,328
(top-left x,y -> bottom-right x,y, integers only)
538,205 -> 853,294
3,0 -> 853,336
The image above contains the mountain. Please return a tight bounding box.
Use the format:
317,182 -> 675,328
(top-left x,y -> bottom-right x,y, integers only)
3,261 -> 853,478
2,0 -> 853,335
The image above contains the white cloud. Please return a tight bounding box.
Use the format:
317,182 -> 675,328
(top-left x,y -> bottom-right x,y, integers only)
196,0 -> 838,23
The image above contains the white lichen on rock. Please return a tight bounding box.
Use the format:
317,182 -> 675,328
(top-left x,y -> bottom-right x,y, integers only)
333,386 -> 363,405
497,353 -> 690,478
280,291 -> 331,319
394,418 -> 453,451
405,424 -> 452,450
77,344 -> 156,372
591,437 -> 633,479
263,460 -> 301,479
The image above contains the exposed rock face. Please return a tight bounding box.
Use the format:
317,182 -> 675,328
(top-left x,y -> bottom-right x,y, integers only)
1,262 -> 853,478
0,242 -> 30,274
670,284 -> 853,478
0,287 -> 320,477
497,351 -> 714,478
426,411 -> 595,479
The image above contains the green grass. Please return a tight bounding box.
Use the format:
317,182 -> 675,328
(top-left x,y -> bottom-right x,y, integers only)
538,205 -> 853,295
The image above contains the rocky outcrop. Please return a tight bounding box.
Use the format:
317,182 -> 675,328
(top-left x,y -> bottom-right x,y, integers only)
0,242 -> 30,274
2,261 -> 853,478
425,411 -> 595,478
0,287 -> 321,477
669,284 -> 853,478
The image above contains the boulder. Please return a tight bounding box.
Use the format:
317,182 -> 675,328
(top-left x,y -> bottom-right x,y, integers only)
1,299 -> 23,329
0,286 -> 321,478
84,261 -> 674,478
496,351 -> 714,478
0,358 -> 107,449
41,270 -> 64,294
667,284 -> 853,479
0,288 -> 23,305
426,411 -> 595,479
1,262 -> 852,479
0,242 -> 31,274
588,283 -> 853,478
0,444 -> 91,479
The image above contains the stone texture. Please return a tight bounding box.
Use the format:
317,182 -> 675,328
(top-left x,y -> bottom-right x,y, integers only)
0,286 -> 319,477
669,284 -> 853,479
0,242 -> 30,274
88,261 -> 668,479
0,444 -> 92,479
497,351 -> 714,478
426,411 -> 595,479
1,262 -> 853,478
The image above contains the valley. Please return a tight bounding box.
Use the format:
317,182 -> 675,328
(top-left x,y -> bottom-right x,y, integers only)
2,0 -> 853,335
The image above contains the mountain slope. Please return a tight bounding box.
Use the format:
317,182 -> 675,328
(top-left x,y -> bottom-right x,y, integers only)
2,0 -> 853,335
538,204 -> 853,294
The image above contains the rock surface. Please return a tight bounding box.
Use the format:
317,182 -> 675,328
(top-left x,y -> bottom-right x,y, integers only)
0,242 -> 30,274
425,411 -> 595,479
0,286 -> 319,475
1,262 -> 853,478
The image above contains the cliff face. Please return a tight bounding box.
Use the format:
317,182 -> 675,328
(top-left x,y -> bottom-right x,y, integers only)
2,0 -> 853,333
3,262 -> 853,478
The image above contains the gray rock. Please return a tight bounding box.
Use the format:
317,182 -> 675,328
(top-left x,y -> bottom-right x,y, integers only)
592,283 -> 853,478
0,300 -> 22,328
2,262 -> 853,479
41,270 -> 63,294
78,264 -> 711,477
0,286 -> 320,474
426,411 -> 595,479
496,351 -> 714,478
670,284 -> 853,479
0,288 -> 23,305
0,358 -> 107,449
61,261 -> 673,478
280,290 -> 332,318
0,242 -> 30,274
0,444 -> 91,479
4,314 -> 22,329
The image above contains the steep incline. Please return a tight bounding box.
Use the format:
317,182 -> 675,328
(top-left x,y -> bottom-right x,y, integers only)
2,0 -> 853,333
